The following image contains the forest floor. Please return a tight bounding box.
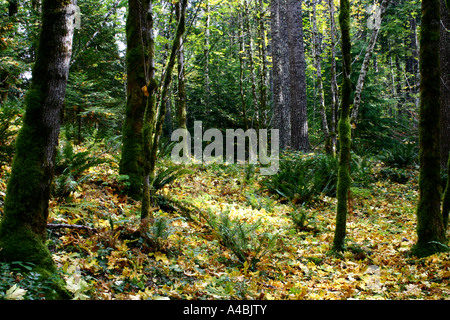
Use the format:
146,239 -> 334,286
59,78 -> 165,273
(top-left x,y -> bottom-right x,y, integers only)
1,151 -> 450,300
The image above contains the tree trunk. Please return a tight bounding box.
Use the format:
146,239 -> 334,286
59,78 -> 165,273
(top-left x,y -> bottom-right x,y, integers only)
351,0 -> 390,124
141,0 -> 187,221
0,0 -> 76,272
204,0 -> 211,113
328,0 -> 338,156
332,0 -> 352,252
412,0 -> 447,257
238,12 -> 249,130
287,0 -> 309,151
176,0 -> 187,132
440,0 -> 450,169
243,0 -> 260,129
256,0 -> 269,128
119,0 -> 152,199
311,0 -> 330,153
271,0 -> 291,149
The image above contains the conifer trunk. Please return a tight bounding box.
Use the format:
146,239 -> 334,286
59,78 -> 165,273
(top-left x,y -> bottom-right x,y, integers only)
287,0 -> 309,151
0,0 -> 76,271
412,0 -> 447,257
332,0 -> 352,252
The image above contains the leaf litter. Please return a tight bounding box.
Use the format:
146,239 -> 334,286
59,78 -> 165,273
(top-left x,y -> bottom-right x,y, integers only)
1,158 -> 449,300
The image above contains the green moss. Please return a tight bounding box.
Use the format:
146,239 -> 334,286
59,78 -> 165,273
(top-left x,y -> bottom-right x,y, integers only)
332,0 -> 352,253
411,0 -> 447,257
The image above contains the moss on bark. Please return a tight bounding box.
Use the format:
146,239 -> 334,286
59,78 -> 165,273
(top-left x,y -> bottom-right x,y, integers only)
332,0 -> 352,253
411,0 -> 447,257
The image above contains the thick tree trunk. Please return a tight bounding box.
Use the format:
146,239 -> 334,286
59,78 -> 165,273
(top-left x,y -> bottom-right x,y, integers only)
120,0 -> 152,199
0,0 -> 76,272
412,0 -> 447,257
287,0 -> 309,151
332,0 -> 352,252
440,0 -> 450,169
271,0 -> 291,149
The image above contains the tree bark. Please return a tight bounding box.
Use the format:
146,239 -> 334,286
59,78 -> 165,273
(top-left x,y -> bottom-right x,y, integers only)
328,0 -> 338,156
0,0 -> 76,272
243,0 -> 260,129
119,0 -> 152,199
141,0 -> 187,221
351,0 -> 390,124
412,0 -> 447,257
287,0 -> 309,151
271,0 -> 291,149
332,0 -> 352,252
311,0 -> 330,153
440,0 -> 450,169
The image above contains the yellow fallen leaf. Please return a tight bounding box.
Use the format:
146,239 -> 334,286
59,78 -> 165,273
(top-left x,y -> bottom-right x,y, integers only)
154,251 -> 169,264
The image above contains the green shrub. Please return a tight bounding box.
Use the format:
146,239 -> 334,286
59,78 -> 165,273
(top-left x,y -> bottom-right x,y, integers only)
206,209 -> 275,271
379,142 -> 418,168
53,140 -> 110,199
260,153 -> 338,204
151,164 -> 192,192
0,100 -> 22,166
0,261 -> 69,300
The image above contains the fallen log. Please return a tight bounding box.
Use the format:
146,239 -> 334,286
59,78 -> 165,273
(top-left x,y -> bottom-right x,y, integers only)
47,223 -> 98,233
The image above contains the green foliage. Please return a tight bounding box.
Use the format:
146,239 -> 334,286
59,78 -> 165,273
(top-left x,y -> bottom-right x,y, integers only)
260,153 -> 339,204
143,216 -> 180,252
53,140 -> 110,199
206,208 -> 275,271
379,142 -> 418,168
0,100 -> 22,166
151,164 -> 192,192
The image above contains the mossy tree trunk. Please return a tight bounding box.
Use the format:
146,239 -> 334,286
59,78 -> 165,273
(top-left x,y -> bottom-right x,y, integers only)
412,0 -> 447,257
0,0 -> 76,272
141,0 -> 187,221
440,0 -> 450,169
332,0 -> 352,252
119,0 -> 152,199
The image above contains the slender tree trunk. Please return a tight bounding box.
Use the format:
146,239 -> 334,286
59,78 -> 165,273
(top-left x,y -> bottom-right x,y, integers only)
256,0 -> 269,128
440,0 -> 450,169
0,0 -> 76,273
332,0 -> 352,252
287,0 -> 309,151
311,0 -> 330,153
243,0 -> 260,129
412,0 -> 447,257
141,0 -> 157,222
120,0 -> 152,199
238,12 -> 249,130
204,0 -> 211,112
176,0 -> 187,132
328,0 -> 338,156
351,0 -> 389,124
141,0 -> 187,221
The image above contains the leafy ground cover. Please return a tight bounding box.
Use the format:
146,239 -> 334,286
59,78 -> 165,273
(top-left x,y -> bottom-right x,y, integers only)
0,150 -> 449,300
